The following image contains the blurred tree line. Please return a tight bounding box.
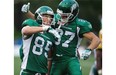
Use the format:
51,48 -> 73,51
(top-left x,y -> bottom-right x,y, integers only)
14,0 -> 102,39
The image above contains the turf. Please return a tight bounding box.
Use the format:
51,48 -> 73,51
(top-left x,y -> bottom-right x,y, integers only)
14,54 -> 94,75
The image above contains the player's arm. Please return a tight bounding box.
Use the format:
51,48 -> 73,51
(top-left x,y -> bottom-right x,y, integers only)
22,26 -> 43,35
83,32 -> 101,50
22,25 -> 50,35
78,19 -> 101,50
47,48 -> 54,75
21,2 -> 35,20
80,32 -> 100,60
79,20 -> 101,60
47,51 -> 52,75
25,11 -> 35,20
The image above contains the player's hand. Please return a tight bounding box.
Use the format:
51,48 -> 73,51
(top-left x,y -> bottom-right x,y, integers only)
42,25 -> 50,31
21,2 -> 30,13
42,25 -> 60,39
81,49 -> 92,60
48,28 -> 61,40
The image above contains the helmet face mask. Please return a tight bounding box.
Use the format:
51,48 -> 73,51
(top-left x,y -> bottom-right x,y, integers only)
35,6 -> 55,26
57,9 -> 73,25
41,14 -> 54,25
56,0 -> 79,24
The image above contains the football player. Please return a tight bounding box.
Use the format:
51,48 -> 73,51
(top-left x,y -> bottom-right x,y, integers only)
20,6 -> 60,75
21,0 -> 101,75
96,29 -> 102,75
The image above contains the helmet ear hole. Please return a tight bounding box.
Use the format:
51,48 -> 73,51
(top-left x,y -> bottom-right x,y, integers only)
69,14 -> 73,19
35,13 -> 41,20
51,15 -> 54,18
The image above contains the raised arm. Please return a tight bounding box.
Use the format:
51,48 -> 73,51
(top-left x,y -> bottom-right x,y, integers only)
47,49 -> 53,75
21,2 -> 35,20
25,11 -> 35,20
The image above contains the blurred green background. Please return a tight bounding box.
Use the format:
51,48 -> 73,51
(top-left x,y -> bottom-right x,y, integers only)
14,0 -> 102,75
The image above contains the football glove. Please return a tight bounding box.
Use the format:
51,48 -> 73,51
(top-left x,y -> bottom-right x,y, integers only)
81,49 -> 92,60
48,28 -> 61,40
42,25 -> 50,31
21,2 -> 30,13
42,25 -> 60,40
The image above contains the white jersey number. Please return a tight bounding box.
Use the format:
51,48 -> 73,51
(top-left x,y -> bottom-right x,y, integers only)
55,29 -> 75,47
32,36 -> 52,57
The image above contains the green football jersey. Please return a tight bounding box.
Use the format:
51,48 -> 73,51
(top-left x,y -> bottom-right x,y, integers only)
20,19 -> 55,73
53,16 -> 92,61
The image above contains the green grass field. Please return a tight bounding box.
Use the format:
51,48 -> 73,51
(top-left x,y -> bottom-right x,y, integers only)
14,54 -> 95,75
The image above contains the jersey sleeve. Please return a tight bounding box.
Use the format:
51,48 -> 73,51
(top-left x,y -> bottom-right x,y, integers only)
22,19 -> 40,27
21,19 -> 41,38
78,19 -> 92,37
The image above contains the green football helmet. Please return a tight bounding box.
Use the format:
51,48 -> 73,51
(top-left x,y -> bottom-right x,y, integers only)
35,6 -> 55,25
56,0 -> 79,24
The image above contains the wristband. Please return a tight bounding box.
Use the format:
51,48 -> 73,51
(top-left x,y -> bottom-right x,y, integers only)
86,48 -> 92,51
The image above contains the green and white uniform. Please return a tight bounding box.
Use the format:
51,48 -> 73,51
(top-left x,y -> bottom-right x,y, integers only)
20,19 -> 55,75
50,16 -> 92,75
